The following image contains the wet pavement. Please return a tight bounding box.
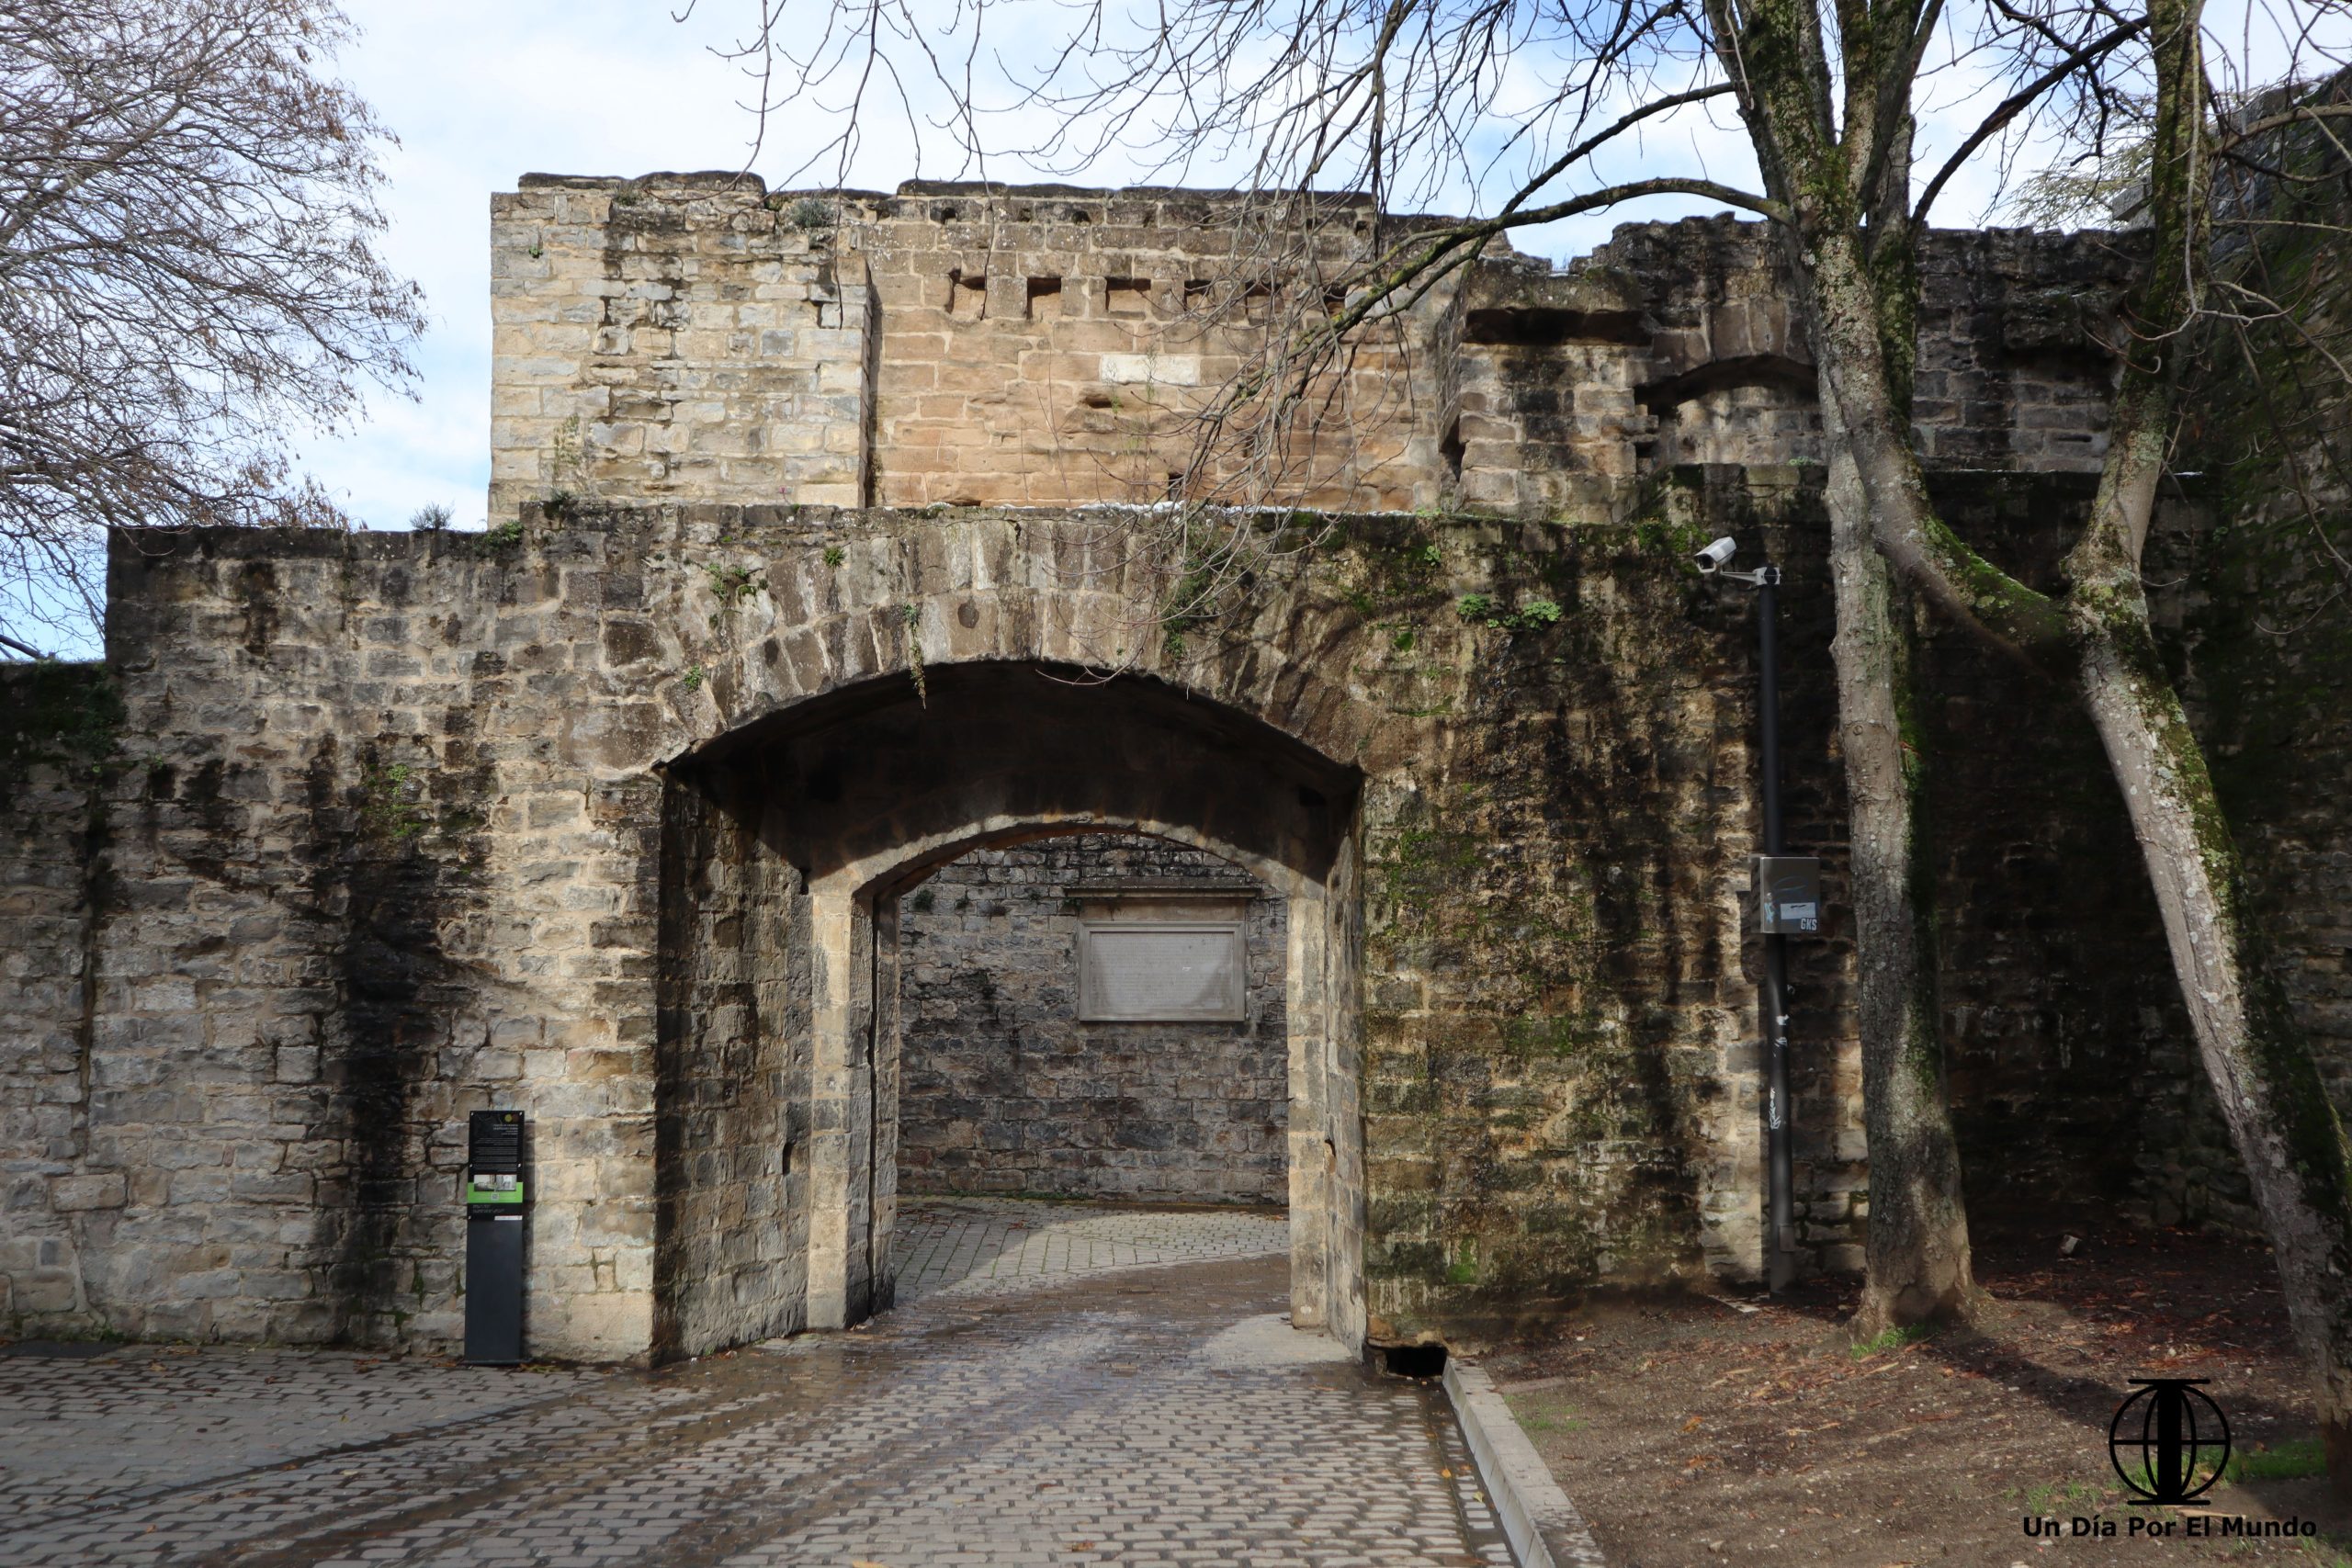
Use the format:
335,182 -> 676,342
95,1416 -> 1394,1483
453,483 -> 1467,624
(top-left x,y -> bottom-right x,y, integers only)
891,1196 -> 1291,1302
1,1204 -> 1513,1566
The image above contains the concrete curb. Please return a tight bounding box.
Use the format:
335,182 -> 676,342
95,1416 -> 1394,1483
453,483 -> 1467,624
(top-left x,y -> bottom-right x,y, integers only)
1443,1359 -> 1610,1568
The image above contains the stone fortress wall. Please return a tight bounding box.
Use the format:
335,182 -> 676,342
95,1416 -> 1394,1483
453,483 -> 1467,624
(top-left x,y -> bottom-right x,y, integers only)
487,176 -> 2132,525
3,174 -> 2328,1364
895,834 -> 1288,1206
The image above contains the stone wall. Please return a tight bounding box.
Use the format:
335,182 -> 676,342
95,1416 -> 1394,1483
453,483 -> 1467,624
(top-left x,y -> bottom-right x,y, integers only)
654,772 -> 809,1356
895,833 -> 1288,1204
1914,477 -> 2193,1237
490,175 -> 876,514
491,179 -> 1446,522
5,178 -> 2335,1363
0,536 -> 668,1358
0,665 -> 116,1330
487,178 -> 2131,526
2143,147 -> 2352,1229
0,477 -> 2270,1357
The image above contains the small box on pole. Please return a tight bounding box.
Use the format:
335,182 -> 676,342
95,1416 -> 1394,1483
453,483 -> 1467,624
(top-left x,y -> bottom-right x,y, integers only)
1754,856 -> 1823,936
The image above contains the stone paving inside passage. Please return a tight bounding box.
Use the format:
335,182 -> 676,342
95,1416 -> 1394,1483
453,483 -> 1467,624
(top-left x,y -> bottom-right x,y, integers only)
1,1201 -> 1515,1567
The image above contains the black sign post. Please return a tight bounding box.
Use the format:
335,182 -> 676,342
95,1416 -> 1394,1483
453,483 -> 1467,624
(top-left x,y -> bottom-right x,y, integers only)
464,1109 -> 526,1365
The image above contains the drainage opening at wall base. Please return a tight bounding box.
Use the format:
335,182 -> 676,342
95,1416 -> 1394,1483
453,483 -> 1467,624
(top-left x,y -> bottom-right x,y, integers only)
1377,1342 -> 1450,1379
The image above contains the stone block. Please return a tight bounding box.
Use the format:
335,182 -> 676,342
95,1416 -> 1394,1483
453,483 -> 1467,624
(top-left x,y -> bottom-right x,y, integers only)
51,1174 -> 127,1211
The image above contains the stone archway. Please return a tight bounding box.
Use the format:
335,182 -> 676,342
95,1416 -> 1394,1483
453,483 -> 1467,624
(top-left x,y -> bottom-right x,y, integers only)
653,661 -> 1367,1359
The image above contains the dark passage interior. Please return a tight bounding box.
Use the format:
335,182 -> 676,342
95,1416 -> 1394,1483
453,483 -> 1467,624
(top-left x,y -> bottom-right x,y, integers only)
895,832 -> 1290,1205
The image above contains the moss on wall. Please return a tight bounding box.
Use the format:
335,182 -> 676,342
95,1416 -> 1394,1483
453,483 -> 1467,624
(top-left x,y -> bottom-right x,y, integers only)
0,663 -> 123,779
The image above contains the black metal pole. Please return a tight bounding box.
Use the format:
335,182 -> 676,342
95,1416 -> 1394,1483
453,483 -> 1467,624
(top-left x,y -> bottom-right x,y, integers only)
1757,565 -> 1795,1292
1758,567 -> 1783,861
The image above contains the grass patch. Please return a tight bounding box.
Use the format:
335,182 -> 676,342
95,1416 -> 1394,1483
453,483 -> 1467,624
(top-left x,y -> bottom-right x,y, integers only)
1518,1409 -> 1588,1435
2015,1478 -> 2104,1514
2228,1438 -> 2328,1483
1849,1323 -> 1934,1359
1510,1393 -> 1588,1436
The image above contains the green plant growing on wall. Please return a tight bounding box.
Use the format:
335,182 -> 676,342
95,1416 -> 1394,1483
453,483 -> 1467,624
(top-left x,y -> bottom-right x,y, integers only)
704,563 -> 764,606
358,762 -> 430,844
542,415 -> 595,514
785,196 -> 839,232
0,665 -> 124,781
471,518 -> 526,556
1159,508 -> 1245,654
1378,822 -> 1485,913
1455,593 -> 1563,631
823,544 -> 846,567
682,665 -> 706,693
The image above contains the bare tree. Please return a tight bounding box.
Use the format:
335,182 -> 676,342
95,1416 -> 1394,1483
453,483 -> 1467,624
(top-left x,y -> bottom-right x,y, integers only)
0,0 -> 424,655
694,0 -> 2352,1483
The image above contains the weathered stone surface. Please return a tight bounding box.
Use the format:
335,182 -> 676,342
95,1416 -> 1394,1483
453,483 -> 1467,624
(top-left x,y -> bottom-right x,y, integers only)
488,178 -> 2128,525
896,833 -> 1288,1204
0,175 -> 2309,1365
0,472 -> 2241,1359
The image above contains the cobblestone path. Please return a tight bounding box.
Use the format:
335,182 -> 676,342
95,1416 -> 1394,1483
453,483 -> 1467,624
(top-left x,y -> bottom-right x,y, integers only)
891,1197 -> 1292,1303
2,1206 -> 1511,1567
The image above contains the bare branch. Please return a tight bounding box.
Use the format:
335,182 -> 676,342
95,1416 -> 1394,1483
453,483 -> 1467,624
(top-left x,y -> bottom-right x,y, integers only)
0,0 -> 422,645
1911,16 -> 2151,227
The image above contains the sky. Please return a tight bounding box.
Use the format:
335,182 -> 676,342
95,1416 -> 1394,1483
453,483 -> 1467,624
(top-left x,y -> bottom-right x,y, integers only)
24,0 -> 2326,657
288,1 -> 774,537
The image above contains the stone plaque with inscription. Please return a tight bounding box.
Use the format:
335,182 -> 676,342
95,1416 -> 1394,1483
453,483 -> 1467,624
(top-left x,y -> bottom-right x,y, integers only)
1078,921 -> 1246,1021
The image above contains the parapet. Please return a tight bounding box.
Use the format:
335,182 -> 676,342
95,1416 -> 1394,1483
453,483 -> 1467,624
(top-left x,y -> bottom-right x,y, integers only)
489,176 -> 2138,526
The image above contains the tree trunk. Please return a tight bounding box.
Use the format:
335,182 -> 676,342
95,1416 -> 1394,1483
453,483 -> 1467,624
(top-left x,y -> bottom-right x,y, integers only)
2074,600 -> 2352,1486
2057,0 -> 2352,1487
1822,394 -> 1981,1334
1736,0 -> 2351,1483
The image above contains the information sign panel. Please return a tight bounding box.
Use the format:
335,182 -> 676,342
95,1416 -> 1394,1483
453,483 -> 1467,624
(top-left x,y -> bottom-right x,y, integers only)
1079,921 -> 1246,1021
1755,855 -> 1824,935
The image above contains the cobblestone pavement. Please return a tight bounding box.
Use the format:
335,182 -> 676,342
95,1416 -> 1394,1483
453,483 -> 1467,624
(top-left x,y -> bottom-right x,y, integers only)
2,1206 -> 1512,1567
891,1197 -> 1292,1303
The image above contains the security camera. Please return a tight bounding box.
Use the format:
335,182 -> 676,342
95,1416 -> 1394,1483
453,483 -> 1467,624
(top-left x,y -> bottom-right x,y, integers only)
1694,536 -> 1738,573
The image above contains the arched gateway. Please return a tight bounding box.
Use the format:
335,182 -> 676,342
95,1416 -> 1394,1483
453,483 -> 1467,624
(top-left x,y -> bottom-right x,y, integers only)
0,175 -> 2233,1367
655,663 -> 1367,1355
